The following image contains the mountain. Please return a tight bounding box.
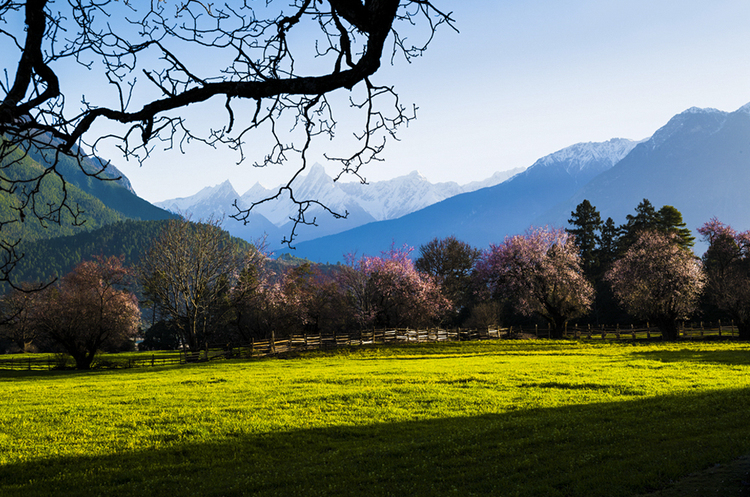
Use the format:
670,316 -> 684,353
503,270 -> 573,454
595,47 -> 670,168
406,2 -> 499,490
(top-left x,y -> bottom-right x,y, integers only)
284,138 -> 638,262
0,144 -> 175,244
24,139 -> 173,222
156,164 -> 525,245
539,104 -> 750,249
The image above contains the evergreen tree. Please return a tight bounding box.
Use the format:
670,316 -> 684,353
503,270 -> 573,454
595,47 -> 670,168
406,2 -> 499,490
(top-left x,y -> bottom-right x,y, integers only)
567,200 -> 602,278
657,205 -> 695,249
596,217 -> 620,270
618,198 -> 659,252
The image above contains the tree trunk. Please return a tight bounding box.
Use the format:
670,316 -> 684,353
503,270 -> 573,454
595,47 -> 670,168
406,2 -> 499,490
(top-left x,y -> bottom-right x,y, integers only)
737,321 -> 750,340
656,318 -> 679,341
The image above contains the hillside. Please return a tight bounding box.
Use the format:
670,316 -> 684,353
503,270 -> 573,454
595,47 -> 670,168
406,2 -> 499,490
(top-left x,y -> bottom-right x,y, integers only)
0,142 -> 175,245
9,220 -> 172,285
8,219 -> 320,288
540,104 -> 750,249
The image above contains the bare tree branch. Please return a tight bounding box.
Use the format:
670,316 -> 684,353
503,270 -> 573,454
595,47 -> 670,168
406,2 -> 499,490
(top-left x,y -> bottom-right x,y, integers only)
0,0 -> 454,282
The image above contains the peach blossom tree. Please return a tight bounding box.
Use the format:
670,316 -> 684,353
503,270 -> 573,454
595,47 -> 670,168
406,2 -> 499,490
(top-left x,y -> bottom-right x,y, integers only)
605,231 -> 704,340
475,226 -> 593,337
34,256 -> 140,369
698,218 -> 750,339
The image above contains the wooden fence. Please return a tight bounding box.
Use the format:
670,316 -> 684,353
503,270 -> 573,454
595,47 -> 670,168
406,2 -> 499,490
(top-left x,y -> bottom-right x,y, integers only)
0,321 -> 740,371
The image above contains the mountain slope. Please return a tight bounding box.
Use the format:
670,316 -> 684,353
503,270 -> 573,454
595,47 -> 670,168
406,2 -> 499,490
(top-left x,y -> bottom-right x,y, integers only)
25,141 -> 173,221
285,138 -> 637,262
0,141 -> 175,246
540,104 -> 750,245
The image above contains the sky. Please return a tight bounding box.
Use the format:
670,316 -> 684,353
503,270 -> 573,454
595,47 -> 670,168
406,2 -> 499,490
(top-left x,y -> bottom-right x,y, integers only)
10,1 -> 750,203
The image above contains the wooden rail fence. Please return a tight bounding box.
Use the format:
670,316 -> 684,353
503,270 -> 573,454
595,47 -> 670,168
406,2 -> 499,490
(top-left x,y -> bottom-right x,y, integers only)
0,321 -> 740,371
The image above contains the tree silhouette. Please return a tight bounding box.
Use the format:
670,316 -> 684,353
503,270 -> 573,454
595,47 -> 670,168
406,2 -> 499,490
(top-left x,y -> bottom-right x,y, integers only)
567,199 -> 602,279
0,1 -> 455,283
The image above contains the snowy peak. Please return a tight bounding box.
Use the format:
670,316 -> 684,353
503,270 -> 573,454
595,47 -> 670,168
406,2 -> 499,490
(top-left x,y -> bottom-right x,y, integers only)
156,180 -> 240,216
648,106 -> 727,149
527,138 -> 638,176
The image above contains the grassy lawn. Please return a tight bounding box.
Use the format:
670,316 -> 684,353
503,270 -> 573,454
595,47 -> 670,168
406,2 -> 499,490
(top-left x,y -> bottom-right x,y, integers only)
2,340 -> 750,496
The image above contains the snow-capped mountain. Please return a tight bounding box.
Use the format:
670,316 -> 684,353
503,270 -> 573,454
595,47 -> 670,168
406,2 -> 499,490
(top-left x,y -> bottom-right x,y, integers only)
157,180 -> 241,218
541,103 -> 750,252
532,138 -> 640,173
156,164 -> 524,244
285,138 -> 638,262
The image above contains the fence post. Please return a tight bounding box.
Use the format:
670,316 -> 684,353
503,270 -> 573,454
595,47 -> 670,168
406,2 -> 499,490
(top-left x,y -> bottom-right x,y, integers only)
271,330 -> 276,354
719,320 -> 723,337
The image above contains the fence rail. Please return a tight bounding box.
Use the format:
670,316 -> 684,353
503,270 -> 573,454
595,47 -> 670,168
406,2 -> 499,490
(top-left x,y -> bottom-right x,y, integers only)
0,321 -> 740,371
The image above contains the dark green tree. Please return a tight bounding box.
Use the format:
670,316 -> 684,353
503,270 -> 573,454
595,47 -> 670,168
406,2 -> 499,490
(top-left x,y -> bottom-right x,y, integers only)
618,198 -> 659,252
567,200 -> 602,278
415,236 -> 481,324
596,217 -> 621,271
657,205 -> 695,249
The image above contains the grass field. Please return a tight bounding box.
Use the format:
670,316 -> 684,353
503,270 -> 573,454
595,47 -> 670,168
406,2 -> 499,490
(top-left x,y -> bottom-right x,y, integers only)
2,339 -> 750,496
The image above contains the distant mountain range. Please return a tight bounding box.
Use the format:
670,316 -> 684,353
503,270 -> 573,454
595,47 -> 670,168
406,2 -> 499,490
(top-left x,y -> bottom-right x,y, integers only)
285,138 -> 639,262
285,103 -> 750,262
540,104 -> 750,253
155,165 -> 525,244
10,101 -> 750,275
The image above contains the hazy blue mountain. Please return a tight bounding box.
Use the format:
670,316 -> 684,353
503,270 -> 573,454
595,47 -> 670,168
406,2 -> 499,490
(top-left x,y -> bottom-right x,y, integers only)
540,104 -> 750,251
284,138 -> 637,262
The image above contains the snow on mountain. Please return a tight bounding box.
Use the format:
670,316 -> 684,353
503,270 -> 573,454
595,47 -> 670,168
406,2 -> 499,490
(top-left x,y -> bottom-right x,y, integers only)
158,162 -> 528,244
338,170 -> 464,221
531,138 -> 638,174
285,138 -> 639,262
647,106 -> 726,149
461,167 -> 526,192
156,180 -> 241,218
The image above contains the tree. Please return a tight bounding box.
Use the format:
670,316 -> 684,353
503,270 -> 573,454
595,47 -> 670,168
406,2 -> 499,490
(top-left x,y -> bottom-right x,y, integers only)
415,236 -> 480,324
33,255 -> 140,369
0,1 -> 455,284
697,218 -> 750,339
596,217 -> 620,271
0,283 -> 44,352
657,205 -> 695,249
618,198 -> 659,251
619,199 -> 694,252
138,217 -> 263,351
475,226 -> 593,338
605,231 -> 704,340
567,199 -> 602,278
340,245 -> 450,329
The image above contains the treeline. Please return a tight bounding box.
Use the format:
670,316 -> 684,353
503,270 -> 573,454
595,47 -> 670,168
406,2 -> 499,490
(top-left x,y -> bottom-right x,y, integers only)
1,200 -> 747,368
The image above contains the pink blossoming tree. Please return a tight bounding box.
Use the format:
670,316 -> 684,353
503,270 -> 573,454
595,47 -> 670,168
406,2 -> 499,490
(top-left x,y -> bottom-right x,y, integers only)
697,218 -> 750,339
340,245 -> 451,329
605,230 -> 704,340
475,226 -> 593,338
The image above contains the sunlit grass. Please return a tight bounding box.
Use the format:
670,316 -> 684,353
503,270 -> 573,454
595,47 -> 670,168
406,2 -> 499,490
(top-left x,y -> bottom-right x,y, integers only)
2,340 -> 750,496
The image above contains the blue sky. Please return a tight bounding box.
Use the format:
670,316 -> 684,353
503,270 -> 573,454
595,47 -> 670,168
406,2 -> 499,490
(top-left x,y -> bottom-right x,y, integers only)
9,1 -> 750,202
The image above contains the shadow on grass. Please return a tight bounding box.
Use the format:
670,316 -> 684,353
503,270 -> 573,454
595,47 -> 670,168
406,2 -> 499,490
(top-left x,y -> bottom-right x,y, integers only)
630,349 -> 750,366
4,388 -> 750,497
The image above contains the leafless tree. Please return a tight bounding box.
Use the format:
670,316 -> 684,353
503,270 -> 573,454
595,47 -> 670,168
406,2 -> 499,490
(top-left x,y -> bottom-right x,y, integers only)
0,1 -> 454,284
138,216 -> 265,351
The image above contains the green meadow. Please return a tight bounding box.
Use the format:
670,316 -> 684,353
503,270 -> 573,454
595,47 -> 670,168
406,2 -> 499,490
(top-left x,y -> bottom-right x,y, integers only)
3,340 -> 750,496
